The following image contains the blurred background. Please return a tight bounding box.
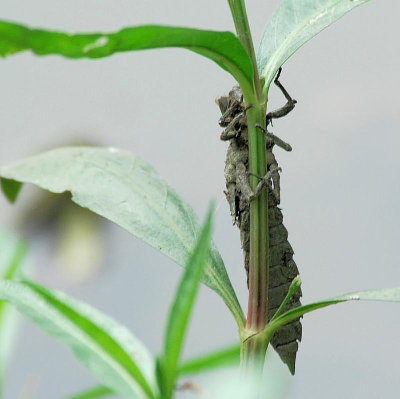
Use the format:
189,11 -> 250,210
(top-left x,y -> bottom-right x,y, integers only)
1,0 -> 399,398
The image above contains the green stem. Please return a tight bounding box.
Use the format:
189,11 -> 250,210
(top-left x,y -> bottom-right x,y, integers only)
245,104 -> 268,332
227,0 -> 262,100
240,333 -> 268,375
228,0 -> 270,372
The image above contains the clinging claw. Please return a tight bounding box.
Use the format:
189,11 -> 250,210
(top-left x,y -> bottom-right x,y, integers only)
266,67 -> 297,126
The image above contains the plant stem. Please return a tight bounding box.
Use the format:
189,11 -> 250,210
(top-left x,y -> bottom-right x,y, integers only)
228,0 -> 270,371
245,104 -> 268,332
228,0 -> 262,99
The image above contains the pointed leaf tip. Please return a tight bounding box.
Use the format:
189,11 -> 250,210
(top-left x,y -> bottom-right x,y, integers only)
161,203 -> 214,396
0,178 -> 22,203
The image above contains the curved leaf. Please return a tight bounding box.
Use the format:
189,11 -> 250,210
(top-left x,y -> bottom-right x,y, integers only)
160,205 -> 214,398
257,0 -> 370,92
271,286 -> 400,331
0,279 -> 156,399
0,147 -> 245,328
0,20 -> 254,94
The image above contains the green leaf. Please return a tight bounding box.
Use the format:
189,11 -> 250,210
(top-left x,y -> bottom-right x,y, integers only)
66,385 -> 114,399
0,228 -> 27,394
0,239 -> 27,347
0,279 -> 157,399
0,178 -> 22,203
0,20 -> 254,95
270,276 -> 302,322
257,0 -> 370,92
178,343 -> 240,376
0,147 -> 245,328
160,204 -> 214,398
270,286 -> 400,332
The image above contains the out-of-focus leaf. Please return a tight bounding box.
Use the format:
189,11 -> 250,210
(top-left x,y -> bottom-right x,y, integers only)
0,178 -> 22,203
0,280 -> 157,399
0,147 -> 245,328
257,0 -> 370,92
0,228 -> 27,395
159,204 -> 214,398
65,341 -> 241,399
178,343 -> 240,376
0,20 -> 254,94
66,385 -> 114,399
0,241 -> 26,339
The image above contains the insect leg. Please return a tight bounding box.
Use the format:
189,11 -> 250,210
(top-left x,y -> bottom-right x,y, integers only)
269,160 -> 281,204
266,67 -> 297,126
220,112 -> 243,140
236,164 -> 280,204
248,165 -> 281,203
255,124 -> 292,152
220,104 -> 254,141
236,163 -> 255,202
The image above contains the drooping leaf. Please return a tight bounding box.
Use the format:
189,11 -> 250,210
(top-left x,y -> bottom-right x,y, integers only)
159,204 -> 214,398
66,385 -> 114,399
0,147 -> 245,328
0,279 -> 157,399
0,20 -> 254,94
270,286 -> 400,332
0,228 -> 27,395
257,0 -> 370,92
178,343 -> 240,376
0,178 -> 22,203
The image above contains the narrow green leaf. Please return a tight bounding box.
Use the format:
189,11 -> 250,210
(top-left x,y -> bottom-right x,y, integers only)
1,241 -> 27,281
0,228 -> 27,394
0,20 -> 253,94
270,276 -> 302,322
257,0 -> 370,92
0,280 -> 157,399
0,178 -> 22,203
160,204 -> 214,398
66,385 -> 114,399
0,147 -> 245,328
178,343 -> 240,376
0,240 -> 27,346
271,286 -> 400,331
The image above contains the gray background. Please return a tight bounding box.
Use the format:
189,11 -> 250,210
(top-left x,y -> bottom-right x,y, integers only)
1,0 -> 399,398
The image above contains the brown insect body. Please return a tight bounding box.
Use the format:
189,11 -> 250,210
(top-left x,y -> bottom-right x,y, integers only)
217,86 -> 302,374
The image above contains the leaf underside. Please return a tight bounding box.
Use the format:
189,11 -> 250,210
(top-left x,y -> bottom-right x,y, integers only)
0,147 -> 244,327
257,0 -> 370,91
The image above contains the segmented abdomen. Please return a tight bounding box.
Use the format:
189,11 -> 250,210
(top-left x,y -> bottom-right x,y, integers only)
219,89 -> 302,374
